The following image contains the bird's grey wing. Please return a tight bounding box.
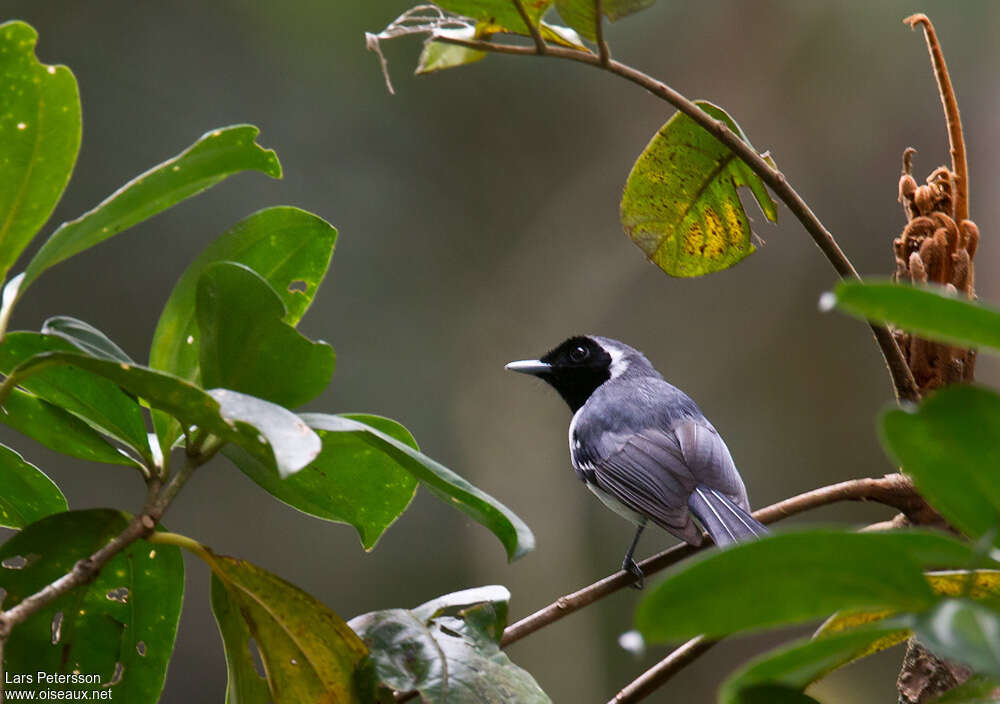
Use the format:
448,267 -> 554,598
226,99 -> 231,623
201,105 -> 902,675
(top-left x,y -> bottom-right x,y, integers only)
586,429 -> 704,545
673,420 -> 750,510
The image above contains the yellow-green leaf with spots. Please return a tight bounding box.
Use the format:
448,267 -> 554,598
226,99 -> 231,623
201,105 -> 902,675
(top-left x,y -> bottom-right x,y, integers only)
620,101 -> 777,277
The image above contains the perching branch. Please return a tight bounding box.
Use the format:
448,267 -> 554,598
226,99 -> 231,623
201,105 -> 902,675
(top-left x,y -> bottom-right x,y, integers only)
500,473 -> 926,647
609,636 -> 716,704
427,31 -> 919,403
904,14 -> 968,223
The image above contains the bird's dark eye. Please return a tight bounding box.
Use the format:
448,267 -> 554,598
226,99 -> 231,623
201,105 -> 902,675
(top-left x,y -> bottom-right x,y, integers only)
569,345 -> 589,362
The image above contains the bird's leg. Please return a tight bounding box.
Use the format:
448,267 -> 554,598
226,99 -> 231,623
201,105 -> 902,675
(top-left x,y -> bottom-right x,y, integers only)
622,523 -> 646,590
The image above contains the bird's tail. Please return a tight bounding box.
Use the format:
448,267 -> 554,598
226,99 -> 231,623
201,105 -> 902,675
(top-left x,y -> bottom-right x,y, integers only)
688,487 -> 769,547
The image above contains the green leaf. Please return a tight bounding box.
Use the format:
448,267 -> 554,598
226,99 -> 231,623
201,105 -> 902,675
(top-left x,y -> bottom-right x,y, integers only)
0,332 -> 150,462
0,509 -> 184,703
196,262 -> 335,409
149,206 -> 336,446
203,551 -> 371,704
720,624 -> 908,703
727,686 -> 822,704
0,350 -> 320,477
222,413 -> 418,550
636,530 -> 980,642
881,386 -> 1000,544
18,125 -> 282,295
349,586 -> 551,703
417,29 -> 486,75
42,315 -> 133,363
0,443 -> 67,528
833,281 -> 1000,351
929,675 -> 1000,703
434,1 -> 553,35
911,599 -> 1000,678
302,413 -> 535,562
554,0 -> 656,41
0,384 -> 137,466
0,21 -> 81,283
209,573 -> 272,704
620,101 -> 777,277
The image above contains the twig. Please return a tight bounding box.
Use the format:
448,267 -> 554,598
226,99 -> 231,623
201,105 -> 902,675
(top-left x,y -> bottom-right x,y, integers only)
512,0 -> 545,54
905,14 -> 968,223
594,0 -> 610,65
500,473 -> 924,647
610,636 -> 716,703
429,33 -> 919,402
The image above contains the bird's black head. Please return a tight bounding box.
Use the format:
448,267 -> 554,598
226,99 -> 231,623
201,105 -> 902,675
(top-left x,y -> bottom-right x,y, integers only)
506,335 -> 622,412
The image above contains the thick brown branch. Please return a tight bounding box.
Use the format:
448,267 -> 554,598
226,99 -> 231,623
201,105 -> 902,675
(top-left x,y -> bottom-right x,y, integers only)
432,34 -> 919,403
501,473 -> 925,647
905,14 -> 968,223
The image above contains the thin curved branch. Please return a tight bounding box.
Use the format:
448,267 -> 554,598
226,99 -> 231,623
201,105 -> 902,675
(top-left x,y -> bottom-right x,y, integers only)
430,33 -> 920,403
500,473 -> 925,647
905,14 -> 968,223
512,0 -> 545,54
609,636 -> 715,703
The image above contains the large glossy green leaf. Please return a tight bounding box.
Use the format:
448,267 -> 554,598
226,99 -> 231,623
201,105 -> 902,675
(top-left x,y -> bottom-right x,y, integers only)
881,386 -> 1000,544
0,510 -> 183,703
17,125 -> 282,295
209,573 -> 275,704
204,551 -> 371,704
636,530 -> 980,642
621,101 -> 777,277
149,206 -> 336,445
0,21 -> 81,284
223,413 -> 418,550
42,315 -> 133,363
196,262 -> 335,409
833,281 -> 1000,352
554,0 -> 656,41
0,384 -> 136,466
0,443 -> 67,528
302,413 -> 535,562
720,624 -> 907,704
0,332 -> 150,462
911,599 -> 1000,678
0,350 -> 320,476
349,586 -> 551,703
434,1 -> 552,35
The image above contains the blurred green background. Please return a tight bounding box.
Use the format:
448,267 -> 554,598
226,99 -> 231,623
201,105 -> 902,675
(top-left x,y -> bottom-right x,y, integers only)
3,1 -> 999,701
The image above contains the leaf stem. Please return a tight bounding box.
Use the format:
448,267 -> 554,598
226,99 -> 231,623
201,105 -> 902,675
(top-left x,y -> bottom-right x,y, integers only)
511,0 -> 545,54
430,33 -> 919,402
594,0 -> 610,65
904,14 -> 968,223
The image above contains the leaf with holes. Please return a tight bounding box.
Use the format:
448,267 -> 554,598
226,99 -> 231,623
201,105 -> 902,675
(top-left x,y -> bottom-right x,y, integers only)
223,414 -> 418,550
0,443 -> 66,529
0,332 -> 151,463
0,351 -> 320,477
833,281 -> 1000,352
621,101 -> 777,277
149,206 -> 336,446
210,573 -> 270,704
302,413 -> 534,561
635,530 -> 982,642
0,21 -> 81,284
349,586 -> 551,703
204,551 -> 372,704
17,125 -> 281,297
0,510 -> 183,703
554,0 -> 656,41
196,262 -> 335,409
881,386 -> 1000,545
719,623 -> 908,703
42,316 -> 133,363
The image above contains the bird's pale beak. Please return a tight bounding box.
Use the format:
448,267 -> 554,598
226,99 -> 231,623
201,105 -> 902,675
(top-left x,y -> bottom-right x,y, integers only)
505,359 -> 552,375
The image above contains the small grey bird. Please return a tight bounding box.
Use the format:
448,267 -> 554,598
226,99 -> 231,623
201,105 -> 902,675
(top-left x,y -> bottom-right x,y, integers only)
506,335 -> 767,588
